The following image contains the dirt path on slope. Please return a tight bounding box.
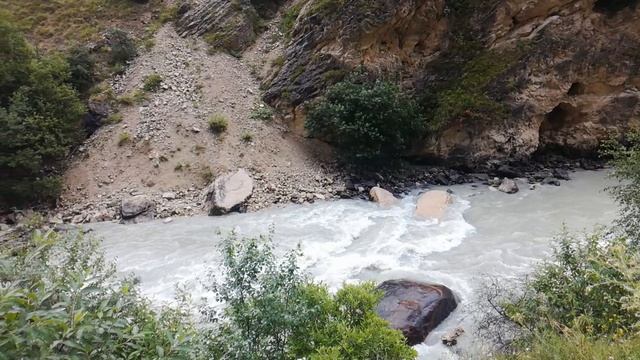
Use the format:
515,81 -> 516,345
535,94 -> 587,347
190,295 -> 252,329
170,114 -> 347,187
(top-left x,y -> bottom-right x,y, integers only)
59,24 -> 346,223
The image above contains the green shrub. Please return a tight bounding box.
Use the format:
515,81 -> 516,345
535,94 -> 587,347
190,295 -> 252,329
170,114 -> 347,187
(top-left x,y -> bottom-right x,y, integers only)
601,132 -> 640,240
503,231 -> 640,337
250,106 -> 274,121
106,28 -> 137,66
118,131 -> 131,145
0,230 -> 197,359
201,232 -> 417,360
0,17 -> 85,208
107,113 -> 124,124
208,114 -> 228,133
306,78 -> 424,162
66,46 -> 96,94
241,132 -> 253,142
498,330 -> 640,360
142,73 -> 163,92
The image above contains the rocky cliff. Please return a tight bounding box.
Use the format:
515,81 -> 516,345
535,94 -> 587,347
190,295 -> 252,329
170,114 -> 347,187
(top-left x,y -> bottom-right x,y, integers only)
257,0 -> 640,165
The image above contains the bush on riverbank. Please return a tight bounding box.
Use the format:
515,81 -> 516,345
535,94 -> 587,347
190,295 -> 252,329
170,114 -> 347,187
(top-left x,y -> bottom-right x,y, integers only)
483,136 -> 640,358
0,230 -> 416,359
201,232 -> 416,359
0,230 -> 197,359
305,77 -> 424,163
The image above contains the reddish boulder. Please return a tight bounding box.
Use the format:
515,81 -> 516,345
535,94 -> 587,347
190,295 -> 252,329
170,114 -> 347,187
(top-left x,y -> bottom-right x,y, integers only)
376,280 -> 457,346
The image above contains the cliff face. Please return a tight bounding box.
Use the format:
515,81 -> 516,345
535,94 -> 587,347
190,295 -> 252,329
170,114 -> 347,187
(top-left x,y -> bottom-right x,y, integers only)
263,0 -> 640,165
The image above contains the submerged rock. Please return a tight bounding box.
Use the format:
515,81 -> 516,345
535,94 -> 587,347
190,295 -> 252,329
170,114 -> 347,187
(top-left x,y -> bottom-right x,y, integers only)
376,280 -> 458,346
120,196 -> 155,224
369,187 -> 398,207
498,178 -> 519,194
204,169 -> 254,216
415,190 -> 452,220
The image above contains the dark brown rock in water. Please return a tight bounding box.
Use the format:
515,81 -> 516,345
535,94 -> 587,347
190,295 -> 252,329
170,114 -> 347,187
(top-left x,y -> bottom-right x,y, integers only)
376,280 -> 457,346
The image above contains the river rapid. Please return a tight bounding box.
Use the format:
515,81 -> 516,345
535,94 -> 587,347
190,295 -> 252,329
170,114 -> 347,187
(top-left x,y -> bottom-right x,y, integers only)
88,170 -> 618,359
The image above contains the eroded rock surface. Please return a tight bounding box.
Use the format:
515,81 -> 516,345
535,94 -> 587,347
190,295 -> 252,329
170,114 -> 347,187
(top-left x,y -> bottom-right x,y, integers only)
376,280 -> 458,346
263,0 -> 640,165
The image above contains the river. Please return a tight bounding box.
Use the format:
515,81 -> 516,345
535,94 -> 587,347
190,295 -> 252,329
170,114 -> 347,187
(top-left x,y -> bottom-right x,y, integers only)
88,170 -> 618,359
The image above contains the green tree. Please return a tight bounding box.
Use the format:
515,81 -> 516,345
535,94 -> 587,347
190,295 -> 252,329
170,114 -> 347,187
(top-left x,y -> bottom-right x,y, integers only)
306,78 -> 424,162
0,17 -> 85,207
202,232 -> 417,360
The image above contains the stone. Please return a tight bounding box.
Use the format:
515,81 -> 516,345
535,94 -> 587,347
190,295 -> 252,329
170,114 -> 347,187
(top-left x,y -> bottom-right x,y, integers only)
498,178 -> 519,194
441,326 -> 465,346
415,190 -> 452,220
376,280 -> 458,346
90,209 -> 113,223
553,168 -> 570,180
120,195 -> 155,219
542,177 -> 561,186
162,192 -> 177,200
370,187 -> 398,207
204,169 -> 254,216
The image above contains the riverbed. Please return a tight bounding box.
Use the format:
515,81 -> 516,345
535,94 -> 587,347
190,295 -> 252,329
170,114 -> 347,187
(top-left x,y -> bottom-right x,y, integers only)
88,170 -> 617,359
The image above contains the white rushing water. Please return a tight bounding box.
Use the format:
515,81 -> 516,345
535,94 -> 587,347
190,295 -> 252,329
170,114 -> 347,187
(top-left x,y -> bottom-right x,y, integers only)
88,170 -> 618,359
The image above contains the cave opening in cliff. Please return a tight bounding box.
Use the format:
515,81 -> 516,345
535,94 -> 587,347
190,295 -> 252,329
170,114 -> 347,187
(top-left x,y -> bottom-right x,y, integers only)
593,0 -> 639,14
538,103 -> 582,155
567,82 -> 585,96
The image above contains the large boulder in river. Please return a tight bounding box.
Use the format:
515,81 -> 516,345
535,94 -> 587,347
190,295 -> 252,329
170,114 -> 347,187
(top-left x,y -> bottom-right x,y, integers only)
120,196 -> 155,224
415,190 -> 452,220
370,187 -> 398,207
376,280 -> 458,346
498,178 -> 519,194
204,169 -> 254,216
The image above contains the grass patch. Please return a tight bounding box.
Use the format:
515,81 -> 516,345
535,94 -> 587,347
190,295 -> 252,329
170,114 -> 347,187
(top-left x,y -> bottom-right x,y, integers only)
208,114 -> 229,133
280,2 -> 304,39
106,113 -> 123,124
241,132 -> 254,143
117,132 -> 131,146
142,73 -> 163,92
250,106 -> 274,121
0,0 -> 164,50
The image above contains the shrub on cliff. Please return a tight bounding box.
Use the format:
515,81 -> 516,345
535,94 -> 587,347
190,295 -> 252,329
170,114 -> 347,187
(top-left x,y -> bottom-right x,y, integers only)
200,232 -> 417,359
0,17 -> 86,208
306,78 -> 424,162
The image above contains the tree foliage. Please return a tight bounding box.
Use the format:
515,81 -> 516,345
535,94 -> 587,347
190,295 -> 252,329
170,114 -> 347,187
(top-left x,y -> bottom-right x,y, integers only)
0,16 -> 85,208
0,230 -> 197,359
201,232 -> 417,360
306,77 -> 424,163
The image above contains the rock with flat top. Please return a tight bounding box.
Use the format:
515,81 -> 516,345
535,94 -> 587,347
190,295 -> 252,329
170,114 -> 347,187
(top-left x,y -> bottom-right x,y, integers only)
370,187 -> 398,207
204,169 -> 254,215
376,280 -> 458,346
415,190 -> 452,220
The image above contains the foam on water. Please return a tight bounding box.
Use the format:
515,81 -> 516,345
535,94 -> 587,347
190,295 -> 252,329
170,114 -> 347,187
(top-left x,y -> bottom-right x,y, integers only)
88,170 -> 618,359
